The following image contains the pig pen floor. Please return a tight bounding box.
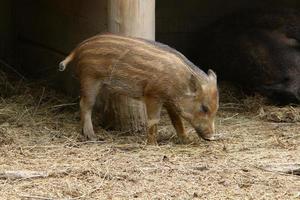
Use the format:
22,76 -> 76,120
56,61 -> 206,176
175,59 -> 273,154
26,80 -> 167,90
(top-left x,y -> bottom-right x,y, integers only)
0,71 -> 300,200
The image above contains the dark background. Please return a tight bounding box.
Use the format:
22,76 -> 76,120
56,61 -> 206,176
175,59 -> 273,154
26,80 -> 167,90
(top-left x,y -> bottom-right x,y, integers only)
1,0 -> 300,91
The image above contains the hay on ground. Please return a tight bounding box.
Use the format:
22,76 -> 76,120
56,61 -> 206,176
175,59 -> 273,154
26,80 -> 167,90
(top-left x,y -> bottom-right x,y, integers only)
0,67 -> 299,200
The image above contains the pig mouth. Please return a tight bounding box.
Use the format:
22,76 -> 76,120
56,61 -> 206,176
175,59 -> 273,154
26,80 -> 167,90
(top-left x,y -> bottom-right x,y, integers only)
195,127 -> 215,141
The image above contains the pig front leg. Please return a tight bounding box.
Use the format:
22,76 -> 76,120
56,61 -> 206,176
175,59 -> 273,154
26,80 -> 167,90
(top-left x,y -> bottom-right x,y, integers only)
165,104 -> 191,144
144,97 -> 162,145
80,78 -> 101,141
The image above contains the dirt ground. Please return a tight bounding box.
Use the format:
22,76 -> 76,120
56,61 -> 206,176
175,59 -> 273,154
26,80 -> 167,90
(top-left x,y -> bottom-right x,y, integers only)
0,68 -> 300,200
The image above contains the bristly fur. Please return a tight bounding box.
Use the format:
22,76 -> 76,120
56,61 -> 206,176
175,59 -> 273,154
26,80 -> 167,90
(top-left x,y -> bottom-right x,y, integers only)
59,33 -> 219,143
59,33 -> 211,85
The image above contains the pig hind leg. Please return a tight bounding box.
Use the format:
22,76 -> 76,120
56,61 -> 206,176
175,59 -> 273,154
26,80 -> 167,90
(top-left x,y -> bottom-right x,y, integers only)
144,97 -> 163,145
80,78 -> 101,141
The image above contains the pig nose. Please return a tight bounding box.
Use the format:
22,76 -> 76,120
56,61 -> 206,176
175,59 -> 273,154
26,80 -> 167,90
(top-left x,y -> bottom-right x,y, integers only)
195,127 -> 215,141
203,135 -> 216,141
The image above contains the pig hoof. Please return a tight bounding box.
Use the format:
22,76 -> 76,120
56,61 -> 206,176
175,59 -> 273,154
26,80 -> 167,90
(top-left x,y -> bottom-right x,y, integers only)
179,136 -> 193,144
87,135 -> 98,141
147,139 -> 158,146
82,129 -> 97,141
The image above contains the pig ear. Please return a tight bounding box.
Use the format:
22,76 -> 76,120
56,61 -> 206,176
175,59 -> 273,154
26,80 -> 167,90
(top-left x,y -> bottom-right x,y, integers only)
208,69 -> 217,83
189,74 -> 202,94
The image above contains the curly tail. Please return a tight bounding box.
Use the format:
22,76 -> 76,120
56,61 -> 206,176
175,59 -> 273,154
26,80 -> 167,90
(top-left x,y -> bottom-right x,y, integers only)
59,51 -> 75,71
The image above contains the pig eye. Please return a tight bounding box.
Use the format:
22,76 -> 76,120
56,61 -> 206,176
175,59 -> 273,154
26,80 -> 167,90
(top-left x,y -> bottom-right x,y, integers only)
201,105 -> 209,113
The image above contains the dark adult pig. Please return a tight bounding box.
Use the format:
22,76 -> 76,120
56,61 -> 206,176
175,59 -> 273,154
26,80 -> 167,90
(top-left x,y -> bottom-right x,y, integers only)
190,8 -> 300,104
59,33 -> 219,144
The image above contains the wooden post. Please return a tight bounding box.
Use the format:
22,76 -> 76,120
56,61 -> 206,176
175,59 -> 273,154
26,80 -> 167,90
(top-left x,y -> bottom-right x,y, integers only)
108,0 -> 155,40
97,0 -> 155,132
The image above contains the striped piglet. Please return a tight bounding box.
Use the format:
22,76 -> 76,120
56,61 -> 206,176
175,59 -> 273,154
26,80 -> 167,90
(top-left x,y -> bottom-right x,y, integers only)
59,33 -> 219,144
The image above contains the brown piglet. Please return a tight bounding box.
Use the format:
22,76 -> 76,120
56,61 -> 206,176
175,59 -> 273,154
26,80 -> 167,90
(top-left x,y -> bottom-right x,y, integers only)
59,33 -> 219,144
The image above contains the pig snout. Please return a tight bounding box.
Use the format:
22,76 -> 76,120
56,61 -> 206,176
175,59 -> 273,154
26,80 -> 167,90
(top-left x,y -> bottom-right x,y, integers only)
194,124 -> 216,141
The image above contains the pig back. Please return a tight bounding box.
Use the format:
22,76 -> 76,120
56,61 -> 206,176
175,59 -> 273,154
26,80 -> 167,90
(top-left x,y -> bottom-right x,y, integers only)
73,34 -> 200,99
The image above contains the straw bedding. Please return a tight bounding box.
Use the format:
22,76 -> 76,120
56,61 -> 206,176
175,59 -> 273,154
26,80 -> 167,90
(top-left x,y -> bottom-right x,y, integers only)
0,67 -> 299,200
